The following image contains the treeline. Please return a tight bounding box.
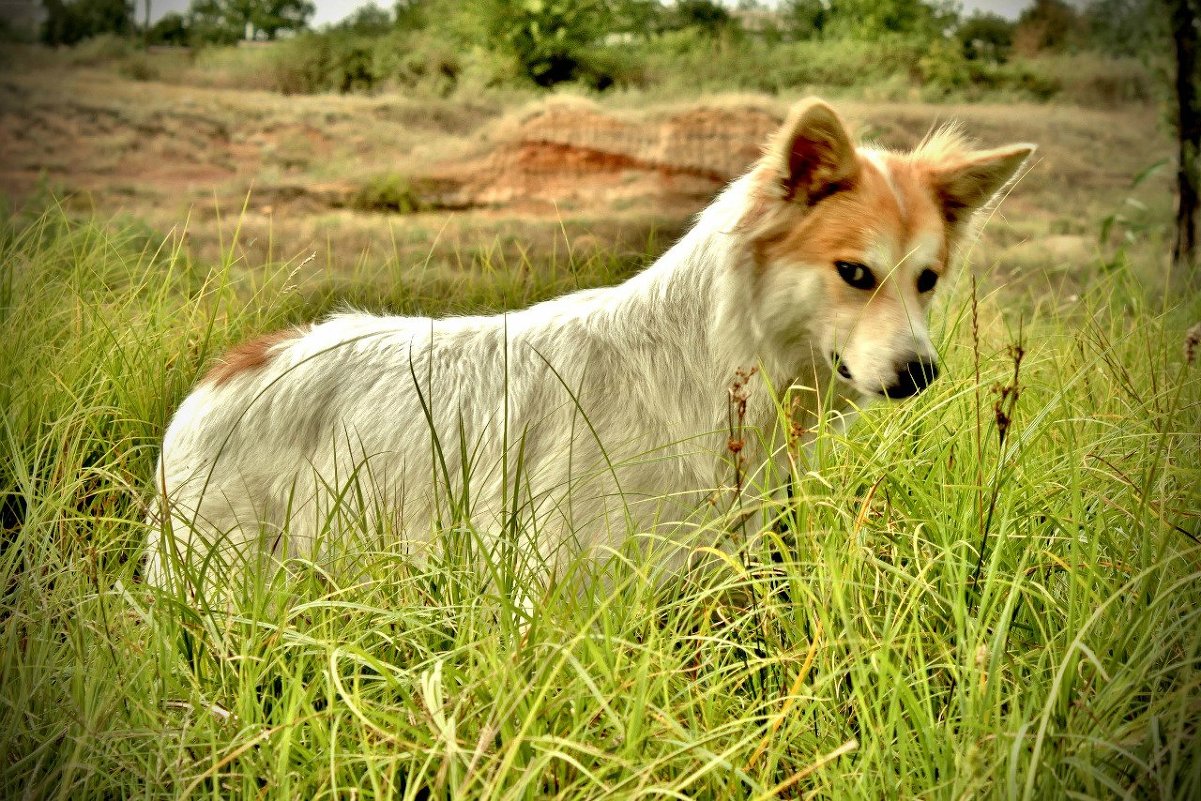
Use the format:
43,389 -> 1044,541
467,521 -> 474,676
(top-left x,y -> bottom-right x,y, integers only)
24,0 -> 1170,95
35,0 -> 314,46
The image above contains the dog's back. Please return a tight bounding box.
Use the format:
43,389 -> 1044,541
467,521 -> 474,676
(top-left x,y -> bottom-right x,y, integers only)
145,280 -> 728,587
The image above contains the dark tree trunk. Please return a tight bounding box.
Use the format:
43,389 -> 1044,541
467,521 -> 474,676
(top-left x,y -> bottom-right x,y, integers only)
1168,0 -> 1199,270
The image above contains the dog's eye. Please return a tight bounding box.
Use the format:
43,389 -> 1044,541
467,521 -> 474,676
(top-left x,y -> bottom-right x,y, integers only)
917,269 -> 939,293
835,261 -> 875,290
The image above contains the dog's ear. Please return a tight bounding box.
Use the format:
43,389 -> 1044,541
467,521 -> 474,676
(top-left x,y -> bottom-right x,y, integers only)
769,98 -> 858,205
929,144 -> 1036,225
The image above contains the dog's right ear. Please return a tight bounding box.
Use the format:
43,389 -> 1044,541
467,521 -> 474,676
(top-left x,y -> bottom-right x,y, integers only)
768,98 -> 859,205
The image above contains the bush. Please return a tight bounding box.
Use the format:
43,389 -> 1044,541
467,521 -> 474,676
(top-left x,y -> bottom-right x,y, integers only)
1013,0 -> 1085,55
468,0 -> 630,88
63,32 -> 134,65
270,29 -> 462,95
41,0 -> 132,47
371,31 -> 462,94
633,33 -> 927,95
118,52 -> 159,81
350,174 -> 426,214
957,12 -> 1014,63
1035,53 -> 1159,107
146,12 -> 189,47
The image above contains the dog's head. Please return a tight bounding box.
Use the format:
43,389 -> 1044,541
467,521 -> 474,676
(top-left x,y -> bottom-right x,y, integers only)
741,98 -> 1034,400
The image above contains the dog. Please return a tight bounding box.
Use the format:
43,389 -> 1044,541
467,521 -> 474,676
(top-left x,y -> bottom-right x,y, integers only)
145,98 -> 1033,589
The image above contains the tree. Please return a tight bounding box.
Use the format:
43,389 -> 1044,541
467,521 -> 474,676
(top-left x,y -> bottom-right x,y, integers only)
784,0 -> 828,39
957,12 -> 1014,63
393,0 -> 433,30
786,0 -> 962,41
41,0 -> 133,45
147,10 -> 188,44
186,0 -> 313,42
334,2 -> 392,35
470,0 -> 617,87
1167,0 -> 1199,269
669,0 -> 734,36
1013,0 -> 1082,55
1084,0 -> 1166,57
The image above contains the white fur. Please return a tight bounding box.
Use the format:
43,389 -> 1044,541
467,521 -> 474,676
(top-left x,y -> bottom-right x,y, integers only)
145,116 -> 1032,588
145,173 -> 861,587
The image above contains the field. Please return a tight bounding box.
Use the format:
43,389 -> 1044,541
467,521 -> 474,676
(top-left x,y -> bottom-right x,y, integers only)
2,45 -> 1200,799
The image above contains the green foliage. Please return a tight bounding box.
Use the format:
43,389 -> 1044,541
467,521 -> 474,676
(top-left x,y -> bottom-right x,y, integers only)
665,0 -> 734,36
629,31 -> 1064,101
58,30 -> 134,62
957,12 -> 1015,63
41,0 -> 133,46
820,0 -> 955,41
117,50 -> 159,79
1,203 -> 1198,798
22,0 -> 1171,101
1083,0 -> 1169,57
146,10 -> 189,46
350,173 -> 426,213
269,27 -> 461,94
393,0 -> 436,30
1038,52 -> 1161,108
783,0 -> 829,39
332,2 -> 393,36
468,0 -> 640,88
1014,0 -> 1084,55
186,0 -> 314,43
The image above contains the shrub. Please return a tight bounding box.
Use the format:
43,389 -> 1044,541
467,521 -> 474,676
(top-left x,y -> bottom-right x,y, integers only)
118,52 -> 159,81
1013,0 -> 1085,55
371,31 -> 462,94
63,31 -> 133,65
146,12 -> 189,47
1036,53 -> 1160,107
41,0 -> 132,47
350,174 -> 426,214
468,0 -> 631,88
269,29 -> 462,95
957,12 -> 1014,63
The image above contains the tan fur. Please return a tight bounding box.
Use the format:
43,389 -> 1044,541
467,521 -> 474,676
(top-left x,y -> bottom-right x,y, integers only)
750,154 -> 947,276
204,329 -> 303,387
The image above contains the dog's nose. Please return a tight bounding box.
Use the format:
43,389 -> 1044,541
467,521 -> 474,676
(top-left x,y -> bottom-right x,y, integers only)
883,359 -> 939,399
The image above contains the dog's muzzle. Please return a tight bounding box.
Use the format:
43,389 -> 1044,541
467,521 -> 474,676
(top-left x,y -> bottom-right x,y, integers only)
882,359 -> 940,399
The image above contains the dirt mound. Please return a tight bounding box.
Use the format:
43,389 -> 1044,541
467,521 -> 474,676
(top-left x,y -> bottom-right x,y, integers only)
0,63 -> 782,218
423,101 -> 782,213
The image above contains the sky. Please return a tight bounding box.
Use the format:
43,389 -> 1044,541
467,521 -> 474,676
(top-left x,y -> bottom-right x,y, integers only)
138,1 -> 1038,28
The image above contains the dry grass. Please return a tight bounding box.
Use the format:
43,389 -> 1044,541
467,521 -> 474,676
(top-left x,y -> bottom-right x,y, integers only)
0,58 -> 1173,300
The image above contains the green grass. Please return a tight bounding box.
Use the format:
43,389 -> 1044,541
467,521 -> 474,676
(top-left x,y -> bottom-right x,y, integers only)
1,201 -> 1199,799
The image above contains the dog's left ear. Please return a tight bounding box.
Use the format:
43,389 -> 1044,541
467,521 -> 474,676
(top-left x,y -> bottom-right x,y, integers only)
769,98 -> 859,205
930,144 -> 1036,225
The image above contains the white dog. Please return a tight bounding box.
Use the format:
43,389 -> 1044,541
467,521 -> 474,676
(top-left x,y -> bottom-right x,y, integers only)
146,99 -> 1033,588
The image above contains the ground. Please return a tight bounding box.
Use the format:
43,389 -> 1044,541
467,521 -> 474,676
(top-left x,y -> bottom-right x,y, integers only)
0,59 -> 1174,293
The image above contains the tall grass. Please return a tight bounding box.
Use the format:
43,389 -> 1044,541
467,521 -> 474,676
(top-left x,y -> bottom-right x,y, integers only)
1,202 -> 1198,799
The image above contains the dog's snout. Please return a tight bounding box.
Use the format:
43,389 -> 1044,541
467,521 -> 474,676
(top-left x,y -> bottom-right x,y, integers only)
831,351 -> 853,380
883,359 -> 940,399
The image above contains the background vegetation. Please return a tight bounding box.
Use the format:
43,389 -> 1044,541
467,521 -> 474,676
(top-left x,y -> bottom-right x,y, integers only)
1,0 -> 1199,798
9,0 -> 1170,106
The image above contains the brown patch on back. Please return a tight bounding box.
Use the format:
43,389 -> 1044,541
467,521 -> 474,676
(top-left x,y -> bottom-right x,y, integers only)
204,328 -> 304,387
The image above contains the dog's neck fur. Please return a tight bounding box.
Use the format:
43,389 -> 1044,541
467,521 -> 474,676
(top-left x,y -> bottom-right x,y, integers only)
579,173 -> 849,446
